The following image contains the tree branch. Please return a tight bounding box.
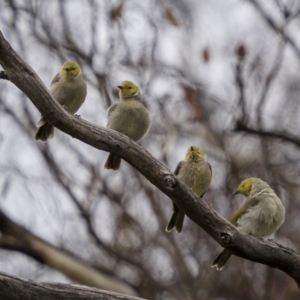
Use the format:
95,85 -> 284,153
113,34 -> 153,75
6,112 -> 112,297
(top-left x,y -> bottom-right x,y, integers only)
234,120 -> 300,148
0,272 -> 144,300
0,210 -> 138,297
1,30 -> 300,288
248,0 -> 300,59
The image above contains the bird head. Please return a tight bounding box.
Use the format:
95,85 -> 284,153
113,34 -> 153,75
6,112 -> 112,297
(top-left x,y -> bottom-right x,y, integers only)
61,61 -> 81,78
185,146 -> 205,161
234,178 -> 255,197
118,81 -> 140,99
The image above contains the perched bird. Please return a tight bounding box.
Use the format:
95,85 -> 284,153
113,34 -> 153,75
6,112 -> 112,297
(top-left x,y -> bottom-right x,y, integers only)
166,146 -> 212,233
34,61 -> 87,141
104,81 -> 151,170
211,177 -> 285,270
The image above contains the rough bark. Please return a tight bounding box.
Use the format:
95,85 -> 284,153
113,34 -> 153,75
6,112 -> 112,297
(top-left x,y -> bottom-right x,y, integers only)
0,272 -> 144,300
1,30 -> 300,288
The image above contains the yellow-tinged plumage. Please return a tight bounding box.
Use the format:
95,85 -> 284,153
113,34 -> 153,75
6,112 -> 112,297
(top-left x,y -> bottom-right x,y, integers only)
104,81 -> 151,170
229,210 -> 242,223
34,61 -> 87,141
166,146 -> 212,233
211,177 -> 285,270
229,178 -> 256,223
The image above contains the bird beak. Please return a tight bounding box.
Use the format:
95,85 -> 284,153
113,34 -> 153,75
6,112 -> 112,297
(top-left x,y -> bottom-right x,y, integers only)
232,190 -> 240,196
117,86 -> 123,89
190,146 -> 194,151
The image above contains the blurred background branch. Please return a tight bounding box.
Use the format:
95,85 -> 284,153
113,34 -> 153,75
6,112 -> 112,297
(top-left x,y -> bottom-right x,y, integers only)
0,209 -> 138,296
0,271 -> 144,300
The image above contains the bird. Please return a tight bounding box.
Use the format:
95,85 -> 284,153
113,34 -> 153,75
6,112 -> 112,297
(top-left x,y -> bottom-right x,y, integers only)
34,61 -> 87,141
104,80 -> 151,170
211,177 -> 285,270
166,146 -> 212,233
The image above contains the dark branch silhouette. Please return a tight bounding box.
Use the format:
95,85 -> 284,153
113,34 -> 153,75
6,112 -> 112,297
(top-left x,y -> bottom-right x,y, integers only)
235,120 -> 300,149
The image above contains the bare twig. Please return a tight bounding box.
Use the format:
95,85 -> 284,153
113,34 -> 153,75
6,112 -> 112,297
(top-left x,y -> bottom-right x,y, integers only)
234,120 -> 300,149
248,0 -> 300,58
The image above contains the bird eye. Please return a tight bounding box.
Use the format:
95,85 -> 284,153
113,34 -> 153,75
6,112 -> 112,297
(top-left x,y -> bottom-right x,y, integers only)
128,87 -> 132,89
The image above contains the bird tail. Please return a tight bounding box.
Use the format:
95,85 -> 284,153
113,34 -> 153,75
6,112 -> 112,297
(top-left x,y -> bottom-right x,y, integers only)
211,249 -> 232,270
104,153 -> 121,170
166,210 -> 185,233
34,117 -> 54,142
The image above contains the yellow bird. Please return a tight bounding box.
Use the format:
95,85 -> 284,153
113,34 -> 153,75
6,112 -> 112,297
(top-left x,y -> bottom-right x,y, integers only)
104,81 -> 151,170
34,61 -> 87,141
211,177 -> 285,270
166,146 -> 212,233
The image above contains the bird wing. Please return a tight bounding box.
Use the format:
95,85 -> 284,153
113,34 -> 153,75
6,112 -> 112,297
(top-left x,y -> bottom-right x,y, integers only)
107,103 -> 118,117
50,72 -> 61,86
208,162 -> 212,176
229,195 -> 260,223
106,103 -> 119,126
199,162 -> 212,198
174,161 -> 184,176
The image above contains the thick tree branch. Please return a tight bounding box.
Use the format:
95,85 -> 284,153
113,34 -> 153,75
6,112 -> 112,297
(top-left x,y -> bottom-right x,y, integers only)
0,272 -> 144,300
1,30 -> 300,287
0,210 -> 138,297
